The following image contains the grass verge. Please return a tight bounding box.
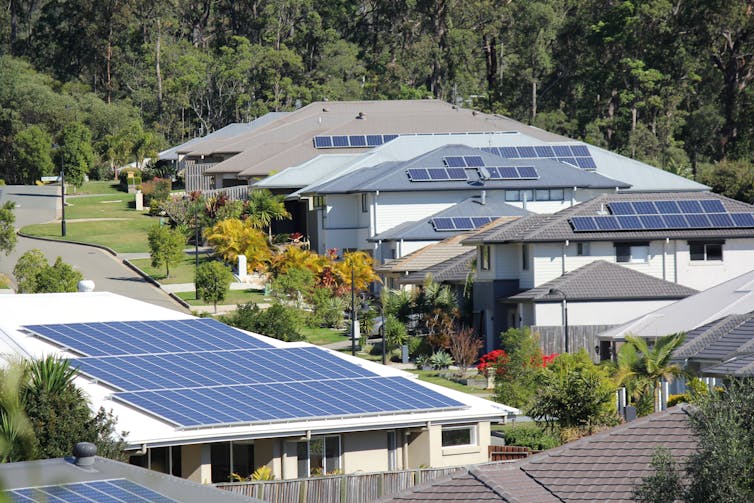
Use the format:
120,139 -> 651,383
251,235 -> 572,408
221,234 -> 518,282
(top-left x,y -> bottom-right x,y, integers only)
300,326 -> 346,345
174,289 -> 270,306
69,181 -> 125,196
22,217 -> 158,253
130,255 -> 218,284
408,369 -> 486,394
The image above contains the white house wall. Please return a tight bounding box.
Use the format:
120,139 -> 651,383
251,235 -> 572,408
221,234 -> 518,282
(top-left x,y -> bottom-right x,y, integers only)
375,191 -> 465,234
534,300 -> 676,326
675,237 -> 754,290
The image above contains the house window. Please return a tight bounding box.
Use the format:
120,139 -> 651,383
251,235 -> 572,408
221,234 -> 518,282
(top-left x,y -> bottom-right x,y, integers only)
522,244 -> 529,270
361,193 -> 368,212
297,435 -> 341,477
577,242 -> 590,256
615,242 -> 650,263
689,241 -> 723,261
480,245 -> 490,271
441,425 -> 477,448
550,188 -> 564,201
505,190 -> 520,202
211,442 -> 254,482
535,189 -> 564,201
521,189 -> 534,202
313,195 -> 326,208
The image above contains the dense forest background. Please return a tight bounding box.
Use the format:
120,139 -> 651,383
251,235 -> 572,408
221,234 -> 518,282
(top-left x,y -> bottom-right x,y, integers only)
0,1 -> 753,197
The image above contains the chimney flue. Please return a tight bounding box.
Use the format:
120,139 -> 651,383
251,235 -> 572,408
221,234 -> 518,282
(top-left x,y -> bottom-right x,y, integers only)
481,190 -> 487,205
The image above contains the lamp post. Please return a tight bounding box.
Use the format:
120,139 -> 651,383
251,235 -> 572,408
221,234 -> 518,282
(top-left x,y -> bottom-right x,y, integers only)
52,144 -> 67,237
351,264 -> 357,356
548,288 -> 569,353
194,196 -> 199,300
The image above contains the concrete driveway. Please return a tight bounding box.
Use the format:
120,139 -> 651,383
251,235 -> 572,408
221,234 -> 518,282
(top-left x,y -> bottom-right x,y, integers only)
0,185 -> 188,313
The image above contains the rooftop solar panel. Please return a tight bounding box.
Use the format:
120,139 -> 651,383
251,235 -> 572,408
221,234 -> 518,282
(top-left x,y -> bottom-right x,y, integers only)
558,157 -> 578,166
570,216 -> 598,231
427,168 -> 448,179
313,136 -> 332,148
608,202 -> 636,215
443,156 -> 466,167
499,147 -> 520,158
664,214 -> 688,229
700,199 -> 726,213
633,201 -> 658,214
708,213 -> 734,227
617,215 -> 643,230
575,157 -> 598,169
639,214 -> 666,229
686,213 -> 712,228
349,135 -> 367,147
678,200 -> 703,213
366,134 -> 383,146
516,146 -> 537,158
570,145 -> 590,156
23,319 -> 272,357
432,217 -> 455,230
534,146 -> 555,157
472,217 -> 494,227
453,217 -> 473,230
114,376 -> 465,428
6,479 -> 178,503
464,155 -> 485,167
445,167 -> 468,180
553,145 -> 573,156
517,166 -> 539,179
732,213 -> 754,227
594,216 -> 620,230
75,347 -> 375,391
332,135 -> 349,147
383,134 -> 399,142
655,200 -> 680,214
407,168 -> 430,181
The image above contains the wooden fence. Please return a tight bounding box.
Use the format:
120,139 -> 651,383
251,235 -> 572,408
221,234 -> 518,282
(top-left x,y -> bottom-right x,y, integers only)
488,445 -> 535,461
215,466 -> 469,503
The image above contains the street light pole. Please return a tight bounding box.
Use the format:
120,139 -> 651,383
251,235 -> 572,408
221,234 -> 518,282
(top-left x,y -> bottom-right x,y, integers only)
60,153 -> 66,237
194,198 -> 199,300
548,288 -> 569,353
351,264 -> 356,356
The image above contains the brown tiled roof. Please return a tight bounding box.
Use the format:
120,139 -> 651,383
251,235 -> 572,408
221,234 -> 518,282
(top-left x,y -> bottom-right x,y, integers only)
506,260 -> 698,302
398,250 -> 475,285
463,192 -> 754,244
377,234 -> 472,275
382,406 -> 695,503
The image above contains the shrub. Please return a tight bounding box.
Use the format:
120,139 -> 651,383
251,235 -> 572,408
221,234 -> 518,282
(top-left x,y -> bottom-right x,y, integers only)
407,335 -> 429,358
384,314 -> 408,351
501,423 -> 562,451
429,350 -> 454,370
225,302 -> 304,342
310,288 -> 347,328
141,177 -> 172,213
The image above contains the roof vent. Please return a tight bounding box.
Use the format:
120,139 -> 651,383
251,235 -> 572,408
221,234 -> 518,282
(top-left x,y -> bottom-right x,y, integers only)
73,442 -> 97,466
481,190 -> 487,205
322,107 -> 329,112
357,112 -> 366,119
596,203 -> 609,216
77,280 -> 95,292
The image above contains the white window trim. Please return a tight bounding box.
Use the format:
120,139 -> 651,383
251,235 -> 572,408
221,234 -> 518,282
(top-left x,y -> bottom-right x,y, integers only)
441,424 -> 478,448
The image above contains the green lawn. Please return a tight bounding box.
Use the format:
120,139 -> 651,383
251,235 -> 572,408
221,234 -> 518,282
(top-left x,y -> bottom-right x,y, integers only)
22,217 -> 158,253
300,326 -> 346,345
0,274 -> 11,289
69,180 -> 125,196
131,255 -> 218,284
175,289 -> 270,306
408,369 -> 487,394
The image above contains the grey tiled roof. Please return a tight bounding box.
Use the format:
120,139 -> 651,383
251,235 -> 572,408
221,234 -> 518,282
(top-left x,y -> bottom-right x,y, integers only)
465,191 -> 754,244
398,250 -> 476,285
384,406 -> 694,503
306,145 -> 627,195
506,260 -> 698,302
371,197 -> 527,241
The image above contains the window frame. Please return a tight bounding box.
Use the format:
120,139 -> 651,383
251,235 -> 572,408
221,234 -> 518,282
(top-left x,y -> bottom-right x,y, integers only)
297,435 -> 341,477
688,240 -> 724,261
615,242 -> 650,263
361,193 -> 368,213
521,244 -> 530,270
480,245 -> 491,271
441,424 -> 477,448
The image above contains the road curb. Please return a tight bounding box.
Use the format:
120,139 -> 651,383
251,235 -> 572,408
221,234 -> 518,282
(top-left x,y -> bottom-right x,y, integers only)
122,258 -> 192,310
16,231 -> 119,257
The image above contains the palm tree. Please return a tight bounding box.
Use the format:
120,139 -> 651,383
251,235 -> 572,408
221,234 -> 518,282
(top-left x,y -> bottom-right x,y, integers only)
0,360 -> 36,462
246,189 -> 291,240
617,332 -> 686,413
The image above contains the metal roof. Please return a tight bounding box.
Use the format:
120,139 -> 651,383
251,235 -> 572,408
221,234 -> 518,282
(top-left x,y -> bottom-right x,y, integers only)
370,197 -> 528,242
0,456 -> 259,502
599,269 -> 754,342
506,260 -> 698,302
303,145 -> 627,195
252,153 -> 364,189
465,191 -> 754,245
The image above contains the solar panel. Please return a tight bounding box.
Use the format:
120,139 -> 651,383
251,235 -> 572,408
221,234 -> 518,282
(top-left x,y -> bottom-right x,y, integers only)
570,145 -> 590,156
432,217 -> 455,230
427,168 -> 448,179
23,319 -> 272,357
617,215 -> 643,230
383,134 -> 399,142
553,145 -> 573,156
575,157 -> 598,169
517,166 -> 539,179
700,200 -> 726,213
594,216 -> 620,230
332,135 -> 349,147
114,376 -> 464,428
558,157 -> 578,166
407,168 -> 430,181
570,216 -> 598,231
453,217 -> 473,230
655,200 -> 680,214
313,136 -> 332,148
366,134 -> 383,146
5,479 -> 178,503
686,213 -> 712,228
633,201 -> 658,214
678,200 -> 703,213
609,202 -> 636,215
499,146 -> 520,158
708,213 -> 734,227
349,135 -> 367,147
732,213 -> 754,227
639,215 -> 666,229
484,167 -> 517,179
516,146 -> 537,157
472,216 -> 494,227
664,214 -> 688,228
75,347 -> 375,391
443,156 -> 466,167
464,155 -> 485,167
446,167 -> 468,180
534,146 -> 555,157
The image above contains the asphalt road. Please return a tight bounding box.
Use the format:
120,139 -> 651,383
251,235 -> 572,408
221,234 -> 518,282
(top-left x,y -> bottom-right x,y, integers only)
0,185 -> 188,313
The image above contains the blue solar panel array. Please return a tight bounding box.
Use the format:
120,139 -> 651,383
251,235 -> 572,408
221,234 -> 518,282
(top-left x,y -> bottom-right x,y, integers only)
569,199 -> 754,232
481,144 -> 597,170
115,376 -> 461,428
26,319 -> 466,428
443,155 -> 485,167
432,216 -> 499,231
24,318 -> 273,357
313,134 -> 399,149
5,479 -> 177,503
74,347 -> 375,391
482,166 -> 539,180
407,167 -> 468,181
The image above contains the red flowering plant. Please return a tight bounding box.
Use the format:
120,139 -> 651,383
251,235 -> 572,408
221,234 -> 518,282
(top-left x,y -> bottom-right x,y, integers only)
541,353 -> 559,367
477,349 -> 509,377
